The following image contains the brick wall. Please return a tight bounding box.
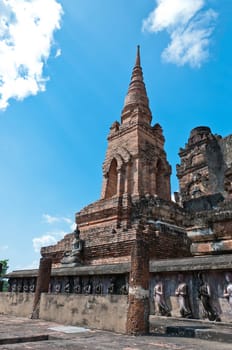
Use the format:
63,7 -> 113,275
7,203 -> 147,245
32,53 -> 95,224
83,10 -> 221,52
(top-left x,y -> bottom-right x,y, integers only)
42,222 -> 191,268
126,231 -> 150,334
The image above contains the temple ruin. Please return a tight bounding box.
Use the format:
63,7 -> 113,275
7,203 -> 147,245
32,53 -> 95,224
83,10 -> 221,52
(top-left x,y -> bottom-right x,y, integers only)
3,46 -> 232,334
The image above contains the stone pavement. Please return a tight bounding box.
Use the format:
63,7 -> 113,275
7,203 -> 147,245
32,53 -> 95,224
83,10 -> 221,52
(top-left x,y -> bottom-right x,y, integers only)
0,315 -> 232,350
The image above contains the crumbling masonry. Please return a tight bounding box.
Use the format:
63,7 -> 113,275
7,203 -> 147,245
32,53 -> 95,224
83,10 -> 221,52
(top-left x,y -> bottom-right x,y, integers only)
5,47 -> 232,334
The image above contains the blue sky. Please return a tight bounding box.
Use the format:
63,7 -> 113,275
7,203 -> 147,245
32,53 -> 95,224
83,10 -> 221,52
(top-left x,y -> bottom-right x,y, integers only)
0,0 -> 232,272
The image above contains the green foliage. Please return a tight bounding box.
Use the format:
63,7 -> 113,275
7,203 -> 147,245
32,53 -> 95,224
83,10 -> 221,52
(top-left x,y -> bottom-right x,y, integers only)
0,259 -> 9,276
0,259 -> 9,292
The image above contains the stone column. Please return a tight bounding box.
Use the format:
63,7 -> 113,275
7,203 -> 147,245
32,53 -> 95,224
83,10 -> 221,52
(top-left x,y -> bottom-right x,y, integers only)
31,257 -> 52,319
126,228 -> 150,335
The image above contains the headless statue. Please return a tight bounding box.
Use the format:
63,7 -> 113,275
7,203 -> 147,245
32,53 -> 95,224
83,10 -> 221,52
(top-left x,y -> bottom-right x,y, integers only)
223,273 -> 232,310
198,273 -> 220,322
154,277 -> 171,316
175,274 -> 192,318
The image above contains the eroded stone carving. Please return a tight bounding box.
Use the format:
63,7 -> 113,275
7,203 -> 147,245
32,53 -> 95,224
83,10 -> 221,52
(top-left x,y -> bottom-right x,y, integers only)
153,277 -> 171,316
64,278 -> 72,293
223,272 -> 232,310
29,278 -> 36,293
11,279 -> 17,292
175,274 -> 192,318
120,284 -> 128,295
23,279 -> 29,293
73,277 -> 82,294
17,279 -> 23,293
108,278 -> 116,294
83,279 -> 92,294
198,273 -> 220,321
95,281 -> 103,294
54,279 -> 62,294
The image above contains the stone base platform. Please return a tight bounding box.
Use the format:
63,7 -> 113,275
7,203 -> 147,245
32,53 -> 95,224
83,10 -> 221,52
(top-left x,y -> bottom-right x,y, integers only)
1,315 -> 232,349
150,315 -> 232,343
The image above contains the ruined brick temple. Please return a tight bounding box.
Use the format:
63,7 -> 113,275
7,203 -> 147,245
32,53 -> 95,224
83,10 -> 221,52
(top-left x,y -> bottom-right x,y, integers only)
4,47 -> 232,334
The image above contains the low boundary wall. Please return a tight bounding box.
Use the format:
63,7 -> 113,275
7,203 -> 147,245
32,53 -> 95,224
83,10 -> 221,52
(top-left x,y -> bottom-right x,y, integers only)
0,293 -> 34,317
0,293 -> 128,333
40,293 -> 128,333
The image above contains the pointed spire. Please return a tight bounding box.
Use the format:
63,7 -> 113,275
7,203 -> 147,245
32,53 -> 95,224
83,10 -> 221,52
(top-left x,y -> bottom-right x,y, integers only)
135,45 -> 141,67
121,46 -> 152,125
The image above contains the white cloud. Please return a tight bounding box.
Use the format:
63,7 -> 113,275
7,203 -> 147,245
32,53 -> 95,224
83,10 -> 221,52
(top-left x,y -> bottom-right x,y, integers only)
143,0 -> 204,32
70,222 -> 76,231
55,48 -> 62,57
142,0 -> 217,68
33,231 -> 65,253
62,217 -> 73,225
42,214 -> 74,229
42,213 -> 61,224
35,214 -> 75,253
0,0 -> 63,110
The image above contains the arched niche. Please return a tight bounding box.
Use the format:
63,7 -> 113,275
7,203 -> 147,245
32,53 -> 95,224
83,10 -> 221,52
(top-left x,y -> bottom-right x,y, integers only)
105,158 -> 118,199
